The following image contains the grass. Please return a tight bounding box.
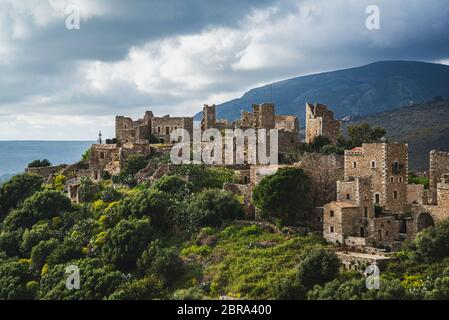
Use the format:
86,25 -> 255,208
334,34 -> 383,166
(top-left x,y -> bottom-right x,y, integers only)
178,223 -> 328,299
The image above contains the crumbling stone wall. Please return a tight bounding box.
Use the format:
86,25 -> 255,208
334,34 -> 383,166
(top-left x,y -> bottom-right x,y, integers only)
429,150 -> 449,203
274,115 -> 299,133
305,103 -> 341,144
253,103 -> 275,129
240,111 -> 254,129
89,144 -> 120,180
115,111 -> 153,144
151,116 -> 193,144
408,184 -> 426,205
25,164 -> 68,183
336,252 -> 392,272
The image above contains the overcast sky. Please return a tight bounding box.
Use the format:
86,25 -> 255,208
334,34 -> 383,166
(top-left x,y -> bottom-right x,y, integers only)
1,0 -> 448,140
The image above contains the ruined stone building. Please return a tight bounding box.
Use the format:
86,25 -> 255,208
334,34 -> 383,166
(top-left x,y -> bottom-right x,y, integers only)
200,104 -> 228,131
199,103 -> 300,162
237,103 -> 300,154
429,150 -> 449,204
116,111 -> 193,144
305,103 -> 341,144
88,142 -> 151,180
234,103 -> 299,133
116,111 -> 153,144
407,150 -> 449,239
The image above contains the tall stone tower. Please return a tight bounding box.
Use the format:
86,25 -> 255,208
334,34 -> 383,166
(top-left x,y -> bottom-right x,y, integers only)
253,103 -> 275,129
305,103 -> 341,144
201,104 -> 217,131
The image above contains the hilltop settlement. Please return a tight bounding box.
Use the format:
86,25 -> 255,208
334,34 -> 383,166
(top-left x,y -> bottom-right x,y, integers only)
22,101 -> 449,272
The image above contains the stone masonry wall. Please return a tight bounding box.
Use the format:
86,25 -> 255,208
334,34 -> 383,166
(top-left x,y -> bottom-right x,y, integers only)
305,103 -> 341,144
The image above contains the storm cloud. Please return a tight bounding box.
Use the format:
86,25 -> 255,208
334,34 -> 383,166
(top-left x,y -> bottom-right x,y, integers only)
0,0 -> 448,140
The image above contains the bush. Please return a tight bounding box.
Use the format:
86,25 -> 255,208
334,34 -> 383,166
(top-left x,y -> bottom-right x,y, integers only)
137,240 -> 183,285
78,177 -> 100,202
0,260 -> 36,299
310,135 -> 331,152
297,247 -> 340,290
81,149 -> 91,161
27,159 -> 51,168
186,189 -> 244,233
0,230 -> 23,257
407,219 -> 449,262
252,167 -> 312,225
122,154 -> 149,175
117,189 -> 173,231
39,258 -> 124,300
0,174 -> 43,219
30,239 -> 60,271
99,187 -> 122,203
151,175 -> 191,196
102,217 -> 153,272
108,276 -> 167,300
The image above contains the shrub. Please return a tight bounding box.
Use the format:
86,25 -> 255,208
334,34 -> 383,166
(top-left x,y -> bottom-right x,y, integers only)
0,174 -> 43,219
137,240 -> 183,285
122,154 -> 149,175
186,189 -> 244,233
99,187 -> 122,203
102,217 -> 153,272
78,177 -> 100,202
252,167 -> 312,225
108,276 -> 166,300
407,219 -> 449,262
297,247 -> 340,290
27,159 -> 51,168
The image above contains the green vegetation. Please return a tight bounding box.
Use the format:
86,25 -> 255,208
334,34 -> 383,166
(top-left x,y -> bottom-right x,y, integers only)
27,159 -> 52,168
3,153 -> 449,300
252,167 -> 312,225
409,173 -> 430,189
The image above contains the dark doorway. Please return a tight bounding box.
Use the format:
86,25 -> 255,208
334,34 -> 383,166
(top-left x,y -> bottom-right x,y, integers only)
417,212 -> 435,232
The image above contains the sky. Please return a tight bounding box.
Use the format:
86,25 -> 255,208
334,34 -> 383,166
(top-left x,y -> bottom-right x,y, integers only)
0,0 -> 449,140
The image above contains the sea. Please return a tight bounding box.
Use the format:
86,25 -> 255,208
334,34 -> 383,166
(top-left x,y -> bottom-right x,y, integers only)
0,141 -> 94,182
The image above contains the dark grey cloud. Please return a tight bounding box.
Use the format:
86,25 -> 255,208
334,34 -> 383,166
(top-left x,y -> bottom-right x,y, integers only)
0,0 -> 448,139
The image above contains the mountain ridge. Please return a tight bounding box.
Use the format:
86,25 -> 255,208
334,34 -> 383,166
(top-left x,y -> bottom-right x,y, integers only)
344,99 -> 449,171
194,61 -> 449,124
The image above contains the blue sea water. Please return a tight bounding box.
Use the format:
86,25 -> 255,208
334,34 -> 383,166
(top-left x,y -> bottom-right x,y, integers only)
0,141 -> 94,178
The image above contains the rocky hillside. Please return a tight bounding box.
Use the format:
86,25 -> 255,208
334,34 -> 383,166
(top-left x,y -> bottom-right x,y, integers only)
344,99 -> 449,171
194,61 -> 449,124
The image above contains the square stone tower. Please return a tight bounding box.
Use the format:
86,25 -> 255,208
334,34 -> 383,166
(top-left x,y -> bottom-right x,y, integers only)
344,142 -> 408,213
253,103 -> 275,129
200,104 -> 217,131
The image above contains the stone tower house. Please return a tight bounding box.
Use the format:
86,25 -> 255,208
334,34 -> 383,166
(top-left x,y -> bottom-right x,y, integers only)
201,104 -> 217,131
344,142 -> 408,213
253,103 -> 275,129
305,103 -> 341,144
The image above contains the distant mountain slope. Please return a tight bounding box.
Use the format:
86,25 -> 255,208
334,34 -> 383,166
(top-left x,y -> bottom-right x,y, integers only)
194,61 -> 449,124
344,99 -> 449,171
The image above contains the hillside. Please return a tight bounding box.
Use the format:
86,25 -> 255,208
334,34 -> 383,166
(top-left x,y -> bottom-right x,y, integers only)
194,61 -> 449,124
344,99 -> 449,171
